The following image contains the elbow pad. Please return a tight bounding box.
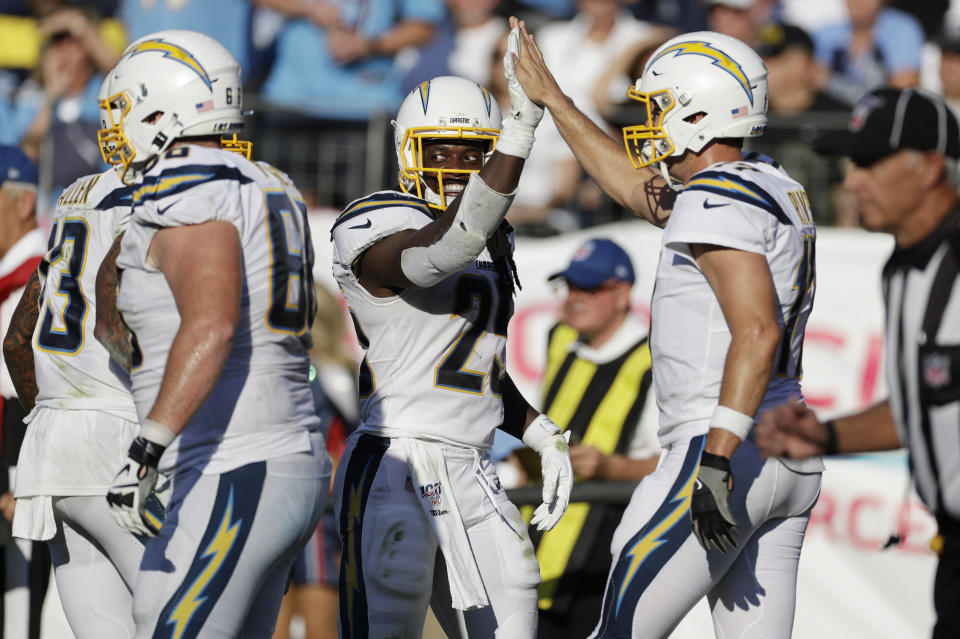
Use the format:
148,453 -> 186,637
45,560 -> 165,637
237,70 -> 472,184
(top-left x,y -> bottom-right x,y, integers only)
400,173 -> 515,287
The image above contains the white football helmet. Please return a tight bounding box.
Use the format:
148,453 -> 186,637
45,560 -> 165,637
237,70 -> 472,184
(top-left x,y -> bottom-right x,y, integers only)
623,31 -> 768,173
392,76 -> 501,209
98,29 -> 249,182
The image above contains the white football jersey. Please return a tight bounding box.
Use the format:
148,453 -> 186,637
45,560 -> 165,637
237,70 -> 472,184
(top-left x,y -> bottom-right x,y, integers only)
116,145 -> 319,474
332,190 -> 513,449
32,169 -> 137,420
651,157 -> 816,444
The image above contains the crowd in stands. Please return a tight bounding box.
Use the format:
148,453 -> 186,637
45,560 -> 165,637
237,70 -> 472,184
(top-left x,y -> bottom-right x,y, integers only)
1,0 -> 959,228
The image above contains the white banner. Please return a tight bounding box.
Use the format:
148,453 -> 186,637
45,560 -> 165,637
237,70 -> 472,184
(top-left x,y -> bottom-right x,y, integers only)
311,212 -> 938,638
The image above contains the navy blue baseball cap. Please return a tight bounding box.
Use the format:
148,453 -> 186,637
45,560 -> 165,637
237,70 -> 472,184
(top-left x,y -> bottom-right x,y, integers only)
0,146 -> 37,187
549,238 -> 635,289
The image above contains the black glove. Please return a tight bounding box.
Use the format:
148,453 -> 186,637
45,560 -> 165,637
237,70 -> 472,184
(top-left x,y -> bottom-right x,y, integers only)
690,452 -> 740,553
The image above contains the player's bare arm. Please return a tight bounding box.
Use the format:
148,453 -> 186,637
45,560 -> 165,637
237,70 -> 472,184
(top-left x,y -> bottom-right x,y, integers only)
94,235 -> 134,370
2,269 -> 41,411
756,399 -> 902,459
144,221 -> 241,435
686,244 -> 779,553
694,243 -> 780,459
509,16 -> 674,226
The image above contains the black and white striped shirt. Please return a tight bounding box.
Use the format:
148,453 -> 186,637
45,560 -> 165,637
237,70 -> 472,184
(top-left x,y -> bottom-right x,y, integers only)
883,207 -> 960,525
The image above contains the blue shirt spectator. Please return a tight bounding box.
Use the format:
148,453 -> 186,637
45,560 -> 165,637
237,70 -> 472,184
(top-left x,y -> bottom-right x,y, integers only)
260,0 -> 444,120
813,4 -> 925,105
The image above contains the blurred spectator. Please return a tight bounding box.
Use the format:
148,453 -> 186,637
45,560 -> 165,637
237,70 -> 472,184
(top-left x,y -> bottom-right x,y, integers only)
447,0 -> 507,86
19,8 -> 119,200
0,146 -> 49,639
520,238 -> 659,639
748,22 -> 853,225
812,0 -> 925,106
258,0 -> 444,120
591,32 -> 674,121
760,23 -> 846,116
119,0 -> 253,80
704,0 -> 779,48
536,0 -> 664,125
937,26 -> 960,116
505,0 -> 668,233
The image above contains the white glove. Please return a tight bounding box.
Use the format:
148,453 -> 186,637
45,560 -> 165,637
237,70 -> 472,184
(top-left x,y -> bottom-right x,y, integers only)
106,420 -> 174,538
523,414 -> 573,531
497,27 -> 544,159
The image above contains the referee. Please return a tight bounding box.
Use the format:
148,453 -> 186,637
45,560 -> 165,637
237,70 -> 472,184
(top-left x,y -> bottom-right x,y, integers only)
755,87 -> 960,639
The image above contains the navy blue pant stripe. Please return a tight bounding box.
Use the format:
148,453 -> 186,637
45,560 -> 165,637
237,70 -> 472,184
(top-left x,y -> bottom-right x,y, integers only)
338,434 -> 389,639
596,435 -> 705,638
154,462 -> 266,639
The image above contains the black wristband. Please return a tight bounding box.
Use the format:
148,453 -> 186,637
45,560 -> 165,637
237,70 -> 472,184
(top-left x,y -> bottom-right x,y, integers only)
128,436 -> 166,469
700,451 -> 732,472
823,420 -> 838,455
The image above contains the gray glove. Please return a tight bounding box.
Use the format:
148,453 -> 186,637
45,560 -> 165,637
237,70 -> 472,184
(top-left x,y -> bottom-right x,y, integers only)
690,452 -> 740,553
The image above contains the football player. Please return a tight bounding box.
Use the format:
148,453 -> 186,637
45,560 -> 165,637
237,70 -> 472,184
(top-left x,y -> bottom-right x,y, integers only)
2,84 -> 163,638
94,29 -> 331,637
511,21 -> 823,639
330,34 -> 573,639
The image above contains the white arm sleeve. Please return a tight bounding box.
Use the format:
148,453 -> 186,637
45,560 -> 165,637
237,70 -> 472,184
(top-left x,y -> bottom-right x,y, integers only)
400,172 -> 515,287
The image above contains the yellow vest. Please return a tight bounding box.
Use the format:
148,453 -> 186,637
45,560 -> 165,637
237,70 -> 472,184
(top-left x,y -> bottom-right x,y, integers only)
534,323 -> 652,611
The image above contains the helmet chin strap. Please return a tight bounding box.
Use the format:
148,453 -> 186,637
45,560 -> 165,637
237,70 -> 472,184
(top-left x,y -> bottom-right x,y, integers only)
657,160 -> 683,192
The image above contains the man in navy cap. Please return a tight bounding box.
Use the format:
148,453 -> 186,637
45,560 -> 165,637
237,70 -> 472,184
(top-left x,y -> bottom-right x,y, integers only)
0,144 -> 41,437
0,144 -> 48,639
526,237 -> 660,638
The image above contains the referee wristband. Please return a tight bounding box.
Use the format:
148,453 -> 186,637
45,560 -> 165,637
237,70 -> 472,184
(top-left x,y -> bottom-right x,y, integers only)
140,418 -> 177,448
709,405 -> 755,440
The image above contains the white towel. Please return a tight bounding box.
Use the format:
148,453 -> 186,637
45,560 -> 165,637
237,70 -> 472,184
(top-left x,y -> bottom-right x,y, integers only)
11,495 -> 56,541
397,438 -> 488,610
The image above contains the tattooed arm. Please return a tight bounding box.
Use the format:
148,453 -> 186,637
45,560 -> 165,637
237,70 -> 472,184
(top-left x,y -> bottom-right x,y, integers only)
2,270 -> 42,411
94,235 -> 133,371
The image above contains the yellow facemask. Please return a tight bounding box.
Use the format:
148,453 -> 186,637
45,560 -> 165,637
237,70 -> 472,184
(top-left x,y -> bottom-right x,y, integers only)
397,125 -> 499,210
621,87 -> 676,170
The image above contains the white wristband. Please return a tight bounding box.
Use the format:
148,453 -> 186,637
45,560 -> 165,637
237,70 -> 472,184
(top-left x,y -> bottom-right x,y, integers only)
141,418 -> 176,448
522,414 -> 561,452
709,405 -> 755,440
496,115 -> 536,159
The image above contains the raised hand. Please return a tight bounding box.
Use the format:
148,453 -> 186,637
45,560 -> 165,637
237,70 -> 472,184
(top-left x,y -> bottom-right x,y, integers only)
506,16 -> 564,111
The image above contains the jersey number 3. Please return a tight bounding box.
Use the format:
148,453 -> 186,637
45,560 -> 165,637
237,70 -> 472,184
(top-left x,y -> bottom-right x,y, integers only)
37,218 -> 89,354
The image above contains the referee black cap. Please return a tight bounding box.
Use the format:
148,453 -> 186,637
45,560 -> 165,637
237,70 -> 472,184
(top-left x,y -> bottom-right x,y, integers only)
814,88 -> 960,166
